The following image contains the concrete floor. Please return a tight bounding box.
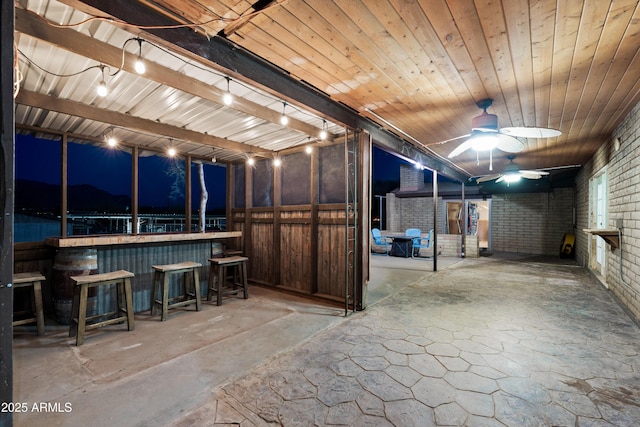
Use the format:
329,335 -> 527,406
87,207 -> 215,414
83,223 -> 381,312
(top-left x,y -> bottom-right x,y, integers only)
12,253 -> 640,426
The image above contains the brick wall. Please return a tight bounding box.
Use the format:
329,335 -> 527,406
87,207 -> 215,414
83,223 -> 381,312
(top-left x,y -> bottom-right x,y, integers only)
387,193 -> 447,234
575,100 -> 640,322
436,234 -> 479,258
400,165 -> 426,192
389,166 -> 575,258
491,188 -> 575,255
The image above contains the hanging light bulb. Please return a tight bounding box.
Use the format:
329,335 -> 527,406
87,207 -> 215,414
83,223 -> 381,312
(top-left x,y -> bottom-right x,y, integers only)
273,157 -> 282,167
280,102 -> 289,126
96,65 -> 108,97
167,147 -> 176,157
247,157 -> 255,166
319,119 -> 328,140
106,129 -> 117,147
222,77 -> 233,106
134,38 -> 146,74
305,145 -> 313,154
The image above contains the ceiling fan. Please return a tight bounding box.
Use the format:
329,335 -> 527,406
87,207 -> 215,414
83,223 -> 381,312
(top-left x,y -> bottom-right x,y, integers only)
446,99 -> 561,161
475,156 -> 548,184
474,156 -> 581,185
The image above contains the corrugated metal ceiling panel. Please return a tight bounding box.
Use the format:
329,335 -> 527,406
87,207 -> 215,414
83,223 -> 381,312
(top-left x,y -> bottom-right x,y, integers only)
15,0 -> 341,166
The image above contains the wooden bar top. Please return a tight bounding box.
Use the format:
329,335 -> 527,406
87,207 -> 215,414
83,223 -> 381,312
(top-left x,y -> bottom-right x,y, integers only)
45,231 -> 242,248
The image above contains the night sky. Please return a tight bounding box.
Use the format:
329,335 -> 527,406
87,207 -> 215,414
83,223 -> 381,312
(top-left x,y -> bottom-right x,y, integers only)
16,133 -> 227,210
16,134 -> 409,210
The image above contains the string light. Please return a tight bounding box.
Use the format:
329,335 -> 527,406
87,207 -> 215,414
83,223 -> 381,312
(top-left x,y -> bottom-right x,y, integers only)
96,65 -> 108,97
280,102 -> 289,126
273,157 -> 282,167
134,38 -> 146,74
18,12 -> 342,149
167,147 -> 176,157
319,119 -> 328,140
247,157 -> 255,166
106,128 -> 117,147
223,77 -> 233,106
305,145 -> 313,154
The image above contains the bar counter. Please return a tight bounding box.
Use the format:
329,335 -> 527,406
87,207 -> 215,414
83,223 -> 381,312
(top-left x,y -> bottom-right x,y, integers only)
45,231 -> 242,248
45,231 -> 243,317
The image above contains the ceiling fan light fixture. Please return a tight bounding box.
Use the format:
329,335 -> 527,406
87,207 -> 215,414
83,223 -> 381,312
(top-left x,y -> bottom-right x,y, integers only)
503,173 -> 521,183
471,133 -> 499,151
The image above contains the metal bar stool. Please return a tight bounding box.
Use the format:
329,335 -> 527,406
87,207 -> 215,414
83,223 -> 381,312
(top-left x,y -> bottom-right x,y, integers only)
13,272 -> 46,336
69,270 -> 135,346
151,261 -> 202,321
207,256 -> 249,306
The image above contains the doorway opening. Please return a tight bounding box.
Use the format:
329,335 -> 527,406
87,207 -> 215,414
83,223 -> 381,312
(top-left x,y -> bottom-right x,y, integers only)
445,199 -> 491,251
589,168 -> 608,285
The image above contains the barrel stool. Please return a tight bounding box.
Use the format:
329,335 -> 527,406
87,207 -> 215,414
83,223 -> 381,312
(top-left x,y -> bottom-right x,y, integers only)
207,256 -> 249,306
151,261 -> 202,321
13,272 -> 46,336
69,270 -> 135,346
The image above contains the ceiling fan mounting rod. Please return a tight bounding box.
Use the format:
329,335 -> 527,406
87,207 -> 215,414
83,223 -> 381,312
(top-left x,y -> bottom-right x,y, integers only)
476,98 -> 493,111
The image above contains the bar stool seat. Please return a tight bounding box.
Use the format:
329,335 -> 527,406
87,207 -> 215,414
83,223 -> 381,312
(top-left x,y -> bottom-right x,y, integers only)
69,270 -> 135,346
13,272 -> 46,336
151,261 -> 202,321
208,256 -> 249,306
223,249 -> 243,256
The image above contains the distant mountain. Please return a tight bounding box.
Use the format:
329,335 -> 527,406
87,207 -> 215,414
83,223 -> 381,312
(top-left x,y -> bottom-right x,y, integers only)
16,179 -> 130,212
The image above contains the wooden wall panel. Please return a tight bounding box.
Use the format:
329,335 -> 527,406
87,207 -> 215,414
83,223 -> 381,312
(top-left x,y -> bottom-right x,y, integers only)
316,209 -> 347,298
249,211 -> 275,284
279,222 -> 312,293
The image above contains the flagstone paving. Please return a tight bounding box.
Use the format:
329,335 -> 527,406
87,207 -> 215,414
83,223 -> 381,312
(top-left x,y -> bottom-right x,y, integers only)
171,255 -> 640,426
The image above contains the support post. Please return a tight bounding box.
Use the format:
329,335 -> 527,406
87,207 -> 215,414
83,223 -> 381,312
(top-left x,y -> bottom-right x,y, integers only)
1,1 -> 16,422
433,169 -> 438,272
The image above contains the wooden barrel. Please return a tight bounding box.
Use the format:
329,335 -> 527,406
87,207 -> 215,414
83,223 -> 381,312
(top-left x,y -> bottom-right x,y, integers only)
52,248 -> 98,325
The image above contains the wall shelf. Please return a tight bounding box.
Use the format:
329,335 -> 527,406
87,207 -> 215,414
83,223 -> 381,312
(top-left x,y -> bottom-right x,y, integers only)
583,228 -> 620,249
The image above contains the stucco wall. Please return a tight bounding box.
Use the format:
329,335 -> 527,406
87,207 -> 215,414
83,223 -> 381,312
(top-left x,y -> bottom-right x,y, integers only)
575,100 -> 640,321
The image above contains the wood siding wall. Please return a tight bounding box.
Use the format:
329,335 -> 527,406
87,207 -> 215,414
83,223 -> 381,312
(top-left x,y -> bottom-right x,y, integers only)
230,134 -> 370,306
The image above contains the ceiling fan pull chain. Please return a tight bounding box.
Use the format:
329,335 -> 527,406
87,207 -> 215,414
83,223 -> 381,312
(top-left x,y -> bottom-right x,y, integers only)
489,149 -> 493,171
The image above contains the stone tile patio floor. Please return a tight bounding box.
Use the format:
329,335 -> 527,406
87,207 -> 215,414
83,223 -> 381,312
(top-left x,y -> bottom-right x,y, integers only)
171,254 -> 640,426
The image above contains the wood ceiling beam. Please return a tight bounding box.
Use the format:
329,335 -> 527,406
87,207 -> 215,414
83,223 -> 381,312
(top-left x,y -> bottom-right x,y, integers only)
62,0 -> 468,182
16,90 -> 269,156
15,7 -> 329,141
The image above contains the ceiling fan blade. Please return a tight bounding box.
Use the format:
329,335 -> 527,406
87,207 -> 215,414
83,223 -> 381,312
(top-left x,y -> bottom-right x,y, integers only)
476,174 -> 502,183
447,138 -> 476,158
520,170 -> 548,179
500,127 -> 561,138
424,133 -> 471,146
495,176 -> 506,183
495,134 -> 525,153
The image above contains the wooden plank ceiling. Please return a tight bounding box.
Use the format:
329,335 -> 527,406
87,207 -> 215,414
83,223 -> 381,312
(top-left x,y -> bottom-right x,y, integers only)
17,0 -> 640,180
